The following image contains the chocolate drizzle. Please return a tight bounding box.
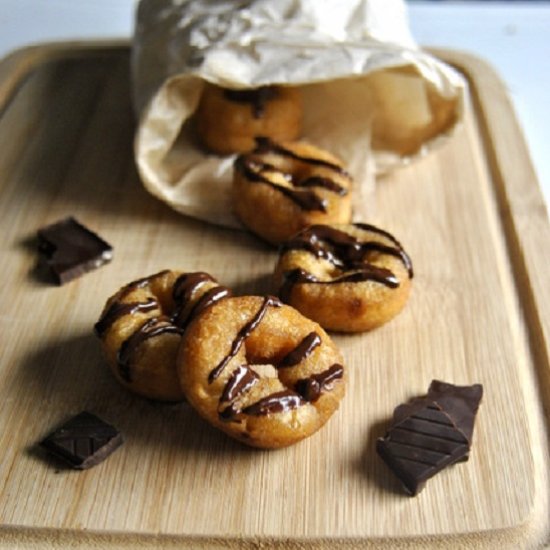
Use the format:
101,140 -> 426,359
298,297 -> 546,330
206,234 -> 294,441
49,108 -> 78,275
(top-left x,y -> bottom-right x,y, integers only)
279,267 -> 398,303
117,318 -> 182,382
354,223 -> 414,277
254,137 -> 350,176
296,176 -> 348,196
241,390 -> 304,416
173,272 -> 214,306
94,270 -> 171,337
172,272 -> 232,330
221,365 -> 260,403
279,331 -> 321,368
98,270 -> 230,384
210,297 -> 344,424
208,295 -> 282,383
278,224 -> 413,302
295,364 -> 344,402
234,138 -> 350,212
94,298 -> 158,338
223,86 -> 278,118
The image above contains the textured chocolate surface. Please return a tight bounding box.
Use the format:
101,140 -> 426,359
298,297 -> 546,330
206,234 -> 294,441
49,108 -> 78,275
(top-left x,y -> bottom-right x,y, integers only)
37,217 -> 113,284
376,380 -> 483,496
40,411 -> 123,469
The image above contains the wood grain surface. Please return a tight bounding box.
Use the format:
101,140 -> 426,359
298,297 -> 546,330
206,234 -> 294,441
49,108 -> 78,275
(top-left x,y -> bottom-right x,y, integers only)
0,43 -> 549,548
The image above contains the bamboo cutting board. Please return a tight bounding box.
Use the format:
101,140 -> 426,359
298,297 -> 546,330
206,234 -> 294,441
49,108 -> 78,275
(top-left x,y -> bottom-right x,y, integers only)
0,43 -> 549,548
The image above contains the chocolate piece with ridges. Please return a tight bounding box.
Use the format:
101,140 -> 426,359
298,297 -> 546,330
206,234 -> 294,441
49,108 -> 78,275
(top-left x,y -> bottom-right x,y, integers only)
376,380 -> 483,496
37,217 -> 113,284
426,379 -> 483,444
40,411 -> 123,469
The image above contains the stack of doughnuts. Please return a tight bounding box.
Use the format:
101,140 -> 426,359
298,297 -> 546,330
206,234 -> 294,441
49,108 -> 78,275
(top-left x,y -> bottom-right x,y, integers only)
195,82 -> 355,244
96,272 -> 346,448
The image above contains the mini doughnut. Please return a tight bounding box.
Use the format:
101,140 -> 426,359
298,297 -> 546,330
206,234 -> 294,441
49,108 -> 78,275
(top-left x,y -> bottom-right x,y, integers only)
273,223 -> 413,332
94,270 -> 231,401
233,138 -> 353,245
196,84 -> 302,154
178,295 -> 346,448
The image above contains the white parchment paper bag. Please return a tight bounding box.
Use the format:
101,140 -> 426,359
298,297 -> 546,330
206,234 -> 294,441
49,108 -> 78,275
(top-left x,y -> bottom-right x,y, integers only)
132,0 -> 466,228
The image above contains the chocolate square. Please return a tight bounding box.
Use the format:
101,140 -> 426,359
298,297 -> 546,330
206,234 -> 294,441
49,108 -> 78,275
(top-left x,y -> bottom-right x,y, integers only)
376,380 -> 483,496
40,411 -> 123,469
37,217 -> 113,284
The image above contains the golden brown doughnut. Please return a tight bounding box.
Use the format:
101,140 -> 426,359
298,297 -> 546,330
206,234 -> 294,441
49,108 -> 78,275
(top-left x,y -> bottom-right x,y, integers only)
178,295 -> 345,448
273,224 -> 413,332
233,138 -> 353,245
94,270 -> 231,401
196,84 -> 302,154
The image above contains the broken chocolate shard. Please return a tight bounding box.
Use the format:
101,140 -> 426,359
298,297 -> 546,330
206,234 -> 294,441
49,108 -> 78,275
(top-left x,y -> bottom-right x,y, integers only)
40,411 -> 123,469
427,379 -> 483,444
376,380 -> 483,496
37,217 -> 113,284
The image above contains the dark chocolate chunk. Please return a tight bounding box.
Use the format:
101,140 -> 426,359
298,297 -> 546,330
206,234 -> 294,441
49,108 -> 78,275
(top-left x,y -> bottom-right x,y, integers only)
425,379 -> 483,444
40,411 -> 123,469
37,217 -> 113,284
376,380 -> 483,496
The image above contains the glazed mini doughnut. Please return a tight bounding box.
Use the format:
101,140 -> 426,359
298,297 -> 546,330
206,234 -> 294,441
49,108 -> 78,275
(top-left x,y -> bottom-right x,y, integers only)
178,295 -> 345,448
94,270 -> 231,401
233,138 -> 353,244
196,83 -> 302,154
273,224 -> 413,332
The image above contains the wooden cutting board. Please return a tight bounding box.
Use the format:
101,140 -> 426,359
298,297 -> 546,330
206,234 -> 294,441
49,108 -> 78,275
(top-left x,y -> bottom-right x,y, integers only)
0,42 -> 549,548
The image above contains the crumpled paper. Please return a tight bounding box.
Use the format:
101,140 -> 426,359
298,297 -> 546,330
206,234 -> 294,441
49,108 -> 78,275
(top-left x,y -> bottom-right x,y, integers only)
132,0 -> 466,229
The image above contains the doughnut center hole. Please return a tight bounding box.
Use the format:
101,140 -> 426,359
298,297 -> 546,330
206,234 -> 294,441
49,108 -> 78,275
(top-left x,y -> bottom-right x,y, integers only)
245,344 -> 296,384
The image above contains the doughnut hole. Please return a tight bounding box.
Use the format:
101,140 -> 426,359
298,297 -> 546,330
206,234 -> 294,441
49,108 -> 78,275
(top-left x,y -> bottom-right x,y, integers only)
273,224 -> 413,332
179,296 -> 345,448
233,141 -> 353,245
196,84 -> 302,154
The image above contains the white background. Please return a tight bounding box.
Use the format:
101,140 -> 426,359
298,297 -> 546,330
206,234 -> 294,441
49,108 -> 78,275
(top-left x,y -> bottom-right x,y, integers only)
1,0 -> 548,208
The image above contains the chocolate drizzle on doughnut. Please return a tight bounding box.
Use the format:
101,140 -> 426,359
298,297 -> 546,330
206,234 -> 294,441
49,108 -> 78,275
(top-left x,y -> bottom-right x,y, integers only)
279,331 -> 321,368
235,156 -> 328,211
173,272 -> 214,305
208,295 -> 282,384
117,318 -> 182,382
209,297 -> 344,424
254,137 -> 350,176
94,270 -> 172,337
223,87 -> 278,118
242,391 -> 304,416
172,272 -> 231,330
234,138 -> 350,212
220,390 -> 304,421
221,365 -> 260,403
216,334 -> 343,423
94,298 -> 158,338
97,270 -> 230,384
295,364 -> 344,402
295,176 -> 348,196
278,224 -> 413,302
354,223 -> 414,277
